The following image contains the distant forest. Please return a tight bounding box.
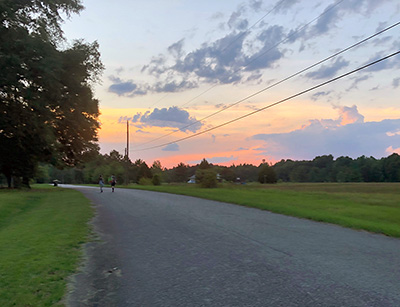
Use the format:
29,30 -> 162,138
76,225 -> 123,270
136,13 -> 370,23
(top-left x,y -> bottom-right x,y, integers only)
4,151 -> 398,186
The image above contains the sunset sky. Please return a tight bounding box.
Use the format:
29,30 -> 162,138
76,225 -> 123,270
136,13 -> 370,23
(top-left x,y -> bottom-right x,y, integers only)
62,0 -> 400,168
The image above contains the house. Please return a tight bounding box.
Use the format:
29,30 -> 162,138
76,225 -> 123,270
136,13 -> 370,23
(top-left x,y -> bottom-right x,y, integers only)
187,175 -> 196,184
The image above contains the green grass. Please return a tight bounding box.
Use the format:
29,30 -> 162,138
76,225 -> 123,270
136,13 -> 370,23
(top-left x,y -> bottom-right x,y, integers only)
126,182 -> 400,238
0,185 -> 93,306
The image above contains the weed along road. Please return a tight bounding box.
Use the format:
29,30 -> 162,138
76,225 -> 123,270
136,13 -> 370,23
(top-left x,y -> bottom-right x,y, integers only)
64,185 -> 400,306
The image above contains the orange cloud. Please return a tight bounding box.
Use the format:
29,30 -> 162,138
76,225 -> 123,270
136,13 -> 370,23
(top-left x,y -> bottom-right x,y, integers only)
386,146 -> 400,155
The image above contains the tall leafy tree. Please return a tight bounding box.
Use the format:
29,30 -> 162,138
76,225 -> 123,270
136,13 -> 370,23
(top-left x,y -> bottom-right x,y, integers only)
171,162 -> 188,183
258,163 -> 277,184
0,0 -> 103,187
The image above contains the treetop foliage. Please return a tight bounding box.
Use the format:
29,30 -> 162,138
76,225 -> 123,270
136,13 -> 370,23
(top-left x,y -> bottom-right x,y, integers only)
0,0 -> 103,187
0,0 -> 84,42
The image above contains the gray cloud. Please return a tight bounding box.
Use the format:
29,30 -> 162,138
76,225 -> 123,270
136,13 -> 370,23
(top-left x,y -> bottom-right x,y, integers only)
227,5 -> 249,30
244,25 -> 285,71
306,57 -> 349,80
311,91 -> 331,101
311,3 -> 338,36
153,80 -> 198,93
108,77 -> 137,96
288,0 -> 393,45
130,106 -> 203,133
249,0 -> 263,11
108,76 -> 148,97
162,143 -> 180,151
141,54 -> 168,75
346,75 -> 370,91
117,2 -> 290,92
364,52 -> 400,73
274,0 -> 300,14
172,31 -> 249,84
107,0 -> 394,97
252,106 -> 399,160
168,39 -> 185,58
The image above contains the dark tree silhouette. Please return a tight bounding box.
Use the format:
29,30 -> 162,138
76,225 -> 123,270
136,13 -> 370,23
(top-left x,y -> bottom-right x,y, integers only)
0,0 -> 103,187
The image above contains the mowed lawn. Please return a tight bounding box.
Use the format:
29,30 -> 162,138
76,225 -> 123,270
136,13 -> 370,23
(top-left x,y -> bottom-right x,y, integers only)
129,182 -> 400,238
0,186 -> 93,306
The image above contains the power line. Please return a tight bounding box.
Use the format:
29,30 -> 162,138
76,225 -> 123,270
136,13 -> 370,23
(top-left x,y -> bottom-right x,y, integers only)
133,20 -> 400,149
146,0 -> 288,110
134,0 -> 347,148
132,50 -> 400,152
179,0 -> 346,108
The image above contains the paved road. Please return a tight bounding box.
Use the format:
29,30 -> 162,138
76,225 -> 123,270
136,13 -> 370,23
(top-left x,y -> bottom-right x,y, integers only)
65,185 -> 400,306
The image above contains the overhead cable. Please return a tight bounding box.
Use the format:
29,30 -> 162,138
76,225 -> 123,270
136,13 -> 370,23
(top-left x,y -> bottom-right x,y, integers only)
146,0 -> 288,110
179,0 -> 346,108
133,20 -> 400,149
135,0 -> 347,148
132,50 -> 400,152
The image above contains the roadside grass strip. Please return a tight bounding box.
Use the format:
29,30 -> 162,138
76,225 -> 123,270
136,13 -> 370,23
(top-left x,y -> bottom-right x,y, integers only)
129,183 -> 400,238
0,186 -> 93,306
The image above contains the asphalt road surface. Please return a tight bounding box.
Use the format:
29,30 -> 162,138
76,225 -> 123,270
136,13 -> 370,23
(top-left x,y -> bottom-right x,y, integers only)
64,185 -> 400,306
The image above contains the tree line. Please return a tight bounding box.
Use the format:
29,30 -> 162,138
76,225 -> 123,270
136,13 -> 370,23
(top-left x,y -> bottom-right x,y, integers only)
273,154 -> 400,183
4,151 -> 397,187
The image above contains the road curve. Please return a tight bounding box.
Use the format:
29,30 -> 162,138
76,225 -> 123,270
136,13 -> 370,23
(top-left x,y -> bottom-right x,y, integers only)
64,185 -> 400,306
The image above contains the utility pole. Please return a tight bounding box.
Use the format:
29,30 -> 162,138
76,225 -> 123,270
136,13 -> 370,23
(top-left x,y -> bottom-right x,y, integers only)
126,120 -> 129,160
125,120 -> 129,185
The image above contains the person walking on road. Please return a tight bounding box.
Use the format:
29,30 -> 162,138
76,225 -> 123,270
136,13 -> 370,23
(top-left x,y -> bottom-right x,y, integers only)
99,175 -> 104,193
110,174 -> 116,192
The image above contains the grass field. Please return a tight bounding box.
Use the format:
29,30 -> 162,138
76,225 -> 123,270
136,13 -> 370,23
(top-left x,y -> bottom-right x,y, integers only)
127,182 -> 400,238
2,182 -> 396,304
0,186 -> 93,306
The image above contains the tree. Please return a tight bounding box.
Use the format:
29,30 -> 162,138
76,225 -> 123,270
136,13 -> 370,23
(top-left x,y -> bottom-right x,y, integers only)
198,158 -> 211,169
356,156 -> 383,182
382,153 -> 400,182
273,159 -> 296,182
107,150 -> 124,162
258,163 -> 277,184
171,162 -> 188,183
220,167 -> 236,182
134,159 -> 152,183
0,0 -> 103,187
151,160 -> 164,177
234,163 -> 258,182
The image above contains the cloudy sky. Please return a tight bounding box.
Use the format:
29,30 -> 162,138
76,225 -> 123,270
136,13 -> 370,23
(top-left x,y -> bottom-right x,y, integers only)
62,0 -> 400,167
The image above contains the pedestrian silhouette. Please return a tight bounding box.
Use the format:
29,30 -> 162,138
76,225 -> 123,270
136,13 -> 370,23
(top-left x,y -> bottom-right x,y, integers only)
99,175 -> 104,193
110,174 -> 116,192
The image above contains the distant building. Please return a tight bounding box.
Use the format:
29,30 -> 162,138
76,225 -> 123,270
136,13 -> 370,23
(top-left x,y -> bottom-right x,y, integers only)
188,173 -> 222,183
187,175 -> 196,184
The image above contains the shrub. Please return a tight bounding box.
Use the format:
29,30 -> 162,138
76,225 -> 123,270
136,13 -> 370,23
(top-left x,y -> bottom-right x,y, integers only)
138,177 -> 153,185
152,174 -> 161,186
196,169 -> 218,188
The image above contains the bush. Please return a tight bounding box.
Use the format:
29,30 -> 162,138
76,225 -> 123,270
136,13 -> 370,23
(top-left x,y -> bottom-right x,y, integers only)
138,177 -> 153,185
196,169 -> 218,188
152,174 -> 161,186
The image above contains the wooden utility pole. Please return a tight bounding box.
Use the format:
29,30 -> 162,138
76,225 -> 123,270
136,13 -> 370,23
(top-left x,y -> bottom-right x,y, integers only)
126,120 -> 129,161
125,120 -> 129,185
